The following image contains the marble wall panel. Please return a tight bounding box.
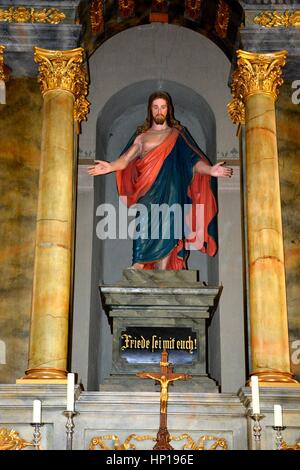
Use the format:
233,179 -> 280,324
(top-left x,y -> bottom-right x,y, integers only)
0,78 -> 42,383
277,82 -> 300,381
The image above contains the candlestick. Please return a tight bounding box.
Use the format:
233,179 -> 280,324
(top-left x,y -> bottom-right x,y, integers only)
63,410 -> 79,450
250,375 -> 260,415
249,412 -> 265,450
67,373 -> 75,412
32,399 -> 41,423
30,423 -> 43,450
274,404 -> 283,427
272,425 -> 286,450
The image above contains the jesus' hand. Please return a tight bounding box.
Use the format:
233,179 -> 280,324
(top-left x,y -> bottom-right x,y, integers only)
87,160 -> 114,176
210,161 -> 233,178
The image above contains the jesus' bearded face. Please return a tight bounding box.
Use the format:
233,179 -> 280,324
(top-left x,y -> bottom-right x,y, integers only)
151,98 -> 168,125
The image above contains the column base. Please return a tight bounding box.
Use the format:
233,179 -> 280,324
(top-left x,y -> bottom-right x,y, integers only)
16,367 -> 68,384
249,370 -> 298,384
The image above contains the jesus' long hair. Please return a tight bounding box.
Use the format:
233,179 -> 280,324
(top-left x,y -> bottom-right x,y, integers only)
137,91 -> 180,134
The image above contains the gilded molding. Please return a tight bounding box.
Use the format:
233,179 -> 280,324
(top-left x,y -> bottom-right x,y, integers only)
89,433 -> 227,450
90,0 -> 104,34
254,10 -> 300,28
185,0 -> 202,20
0,6 -> 65,24
228,49 -> 287,124
34,47 -> 90,126
0,428 -> 33,450
215,0 -> 230,38
118,0 -> 135,17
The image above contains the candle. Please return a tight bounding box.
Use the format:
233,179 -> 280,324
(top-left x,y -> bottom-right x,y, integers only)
32,400 -> 41,423
274,404 -> 283,427
251,375 -> 260,414
67,373 -> 75,411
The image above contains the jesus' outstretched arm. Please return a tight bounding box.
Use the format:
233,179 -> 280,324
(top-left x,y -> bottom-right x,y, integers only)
87,135 -> 142,176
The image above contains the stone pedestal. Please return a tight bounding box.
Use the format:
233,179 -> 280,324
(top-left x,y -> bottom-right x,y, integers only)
99,270 -> 222,392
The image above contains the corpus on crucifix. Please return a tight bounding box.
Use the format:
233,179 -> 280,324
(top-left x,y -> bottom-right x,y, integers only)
137,350 -> 192,450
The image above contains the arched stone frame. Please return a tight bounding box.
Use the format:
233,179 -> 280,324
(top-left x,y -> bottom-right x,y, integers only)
73,23 -> 245,391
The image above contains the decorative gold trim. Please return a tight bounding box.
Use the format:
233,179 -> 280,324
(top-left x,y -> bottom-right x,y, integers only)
119,0 -> 135,17
185,0 -> 202,20
0,428 -> 33,450
228,49 -> 287,124
254,11 -> 300,28
89,434 -> 156,450
34,47 -> 90,127
170,434 -> 228,450
90,0 -> 104,34
281,440 -> 300,450
215,0 -> 230,38
0,7 -> 65,24
89,433 -> 228,450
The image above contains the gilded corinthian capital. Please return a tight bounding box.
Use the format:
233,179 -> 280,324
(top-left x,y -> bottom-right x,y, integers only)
228,50 -> 287,124
34,47 -> 90,126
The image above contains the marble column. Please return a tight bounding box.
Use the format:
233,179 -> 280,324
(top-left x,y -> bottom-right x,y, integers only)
229,50 -> 297,384
19,48 -> 89,382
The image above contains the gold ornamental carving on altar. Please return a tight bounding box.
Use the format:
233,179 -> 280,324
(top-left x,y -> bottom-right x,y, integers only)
228,49 -> 287,124
34,47 -> 90,127
0,6 -> 65,24
89,433 -> 228,450
254,10 -> 300,28
0,428 -> 33,450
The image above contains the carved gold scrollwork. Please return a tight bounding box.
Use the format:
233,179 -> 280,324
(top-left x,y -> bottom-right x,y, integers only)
90,0 -> 104,34
280,440 -> 300,450
34,47 -> 90,127
227,98 -> 245,125
170,433 -> 228,450
0,428 -> 33,450
0,7 -> 65,24
228,49 -> 287,124
254,10 -> 300,28
185,0 -> 202,20
215,0 -> 230,38
119,0 -> 135,17
89,433 -> 228,450
89,434 -> 156,450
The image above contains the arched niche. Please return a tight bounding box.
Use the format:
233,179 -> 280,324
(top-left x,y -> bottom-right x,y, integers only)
73,23 -> 244,392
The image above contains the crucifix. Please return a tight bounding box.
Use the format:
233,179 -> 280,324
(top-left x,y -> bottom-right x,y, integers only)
137,350 -> 192,450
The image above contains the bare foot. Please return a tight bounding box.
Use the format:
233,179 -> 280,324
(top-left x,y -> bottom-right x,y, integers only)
156,253 -> 171,269
132,262 -> 145,270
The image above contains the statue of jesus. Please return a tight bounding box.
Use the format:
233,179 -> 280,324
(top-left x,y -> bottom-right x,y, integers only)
88,91 -> 232,270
